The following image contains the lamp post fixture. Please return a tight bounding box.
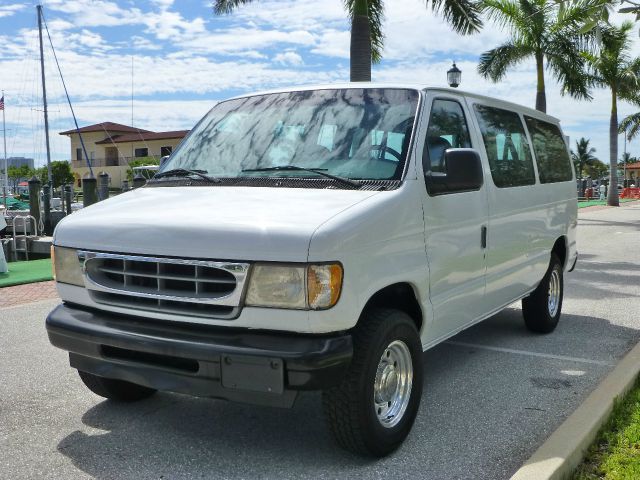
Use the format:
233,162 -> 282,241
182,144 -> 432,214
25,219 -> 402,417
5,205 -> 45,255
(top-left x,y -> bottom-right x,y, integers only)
447,62 -> 461,88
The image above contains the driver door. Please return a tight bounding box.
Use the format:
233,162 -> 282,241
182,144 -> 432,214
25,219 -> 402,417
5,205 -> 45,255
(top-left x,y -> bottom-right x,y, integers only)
420,94 -> 490,342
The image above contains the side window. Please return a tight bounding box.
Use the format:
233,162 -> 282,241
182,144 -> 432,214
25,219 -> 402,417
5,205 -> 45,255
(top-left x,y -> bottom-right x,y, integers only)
423,99 -> 471,173
474,105 -> 536,188
524,116 -> 573,183
134,148 -> 149,158
160,146 -> 172,157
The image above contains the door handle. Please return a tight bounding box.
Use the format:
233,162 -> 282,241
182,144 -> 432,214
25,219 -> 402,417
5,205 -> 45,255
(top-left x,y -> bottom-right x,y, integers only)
481,225 -> 487,249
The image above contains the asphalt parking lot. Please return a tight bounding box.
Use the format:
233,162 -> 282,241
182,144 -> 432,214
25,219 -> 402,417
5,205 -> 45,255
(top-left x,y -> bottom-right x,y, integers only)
1,201 -> 639,480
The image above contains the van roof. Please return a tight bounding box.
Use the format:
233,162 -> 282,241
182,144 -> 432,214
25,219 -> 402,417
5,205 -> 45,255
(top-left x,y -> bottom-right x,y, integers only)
226,83 -> 561,124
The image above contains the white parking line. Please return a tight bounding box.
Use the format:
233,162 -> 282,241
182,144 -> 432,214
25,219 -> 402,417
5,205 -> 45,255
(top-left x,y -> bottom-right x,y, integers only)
445,341 -> 614,367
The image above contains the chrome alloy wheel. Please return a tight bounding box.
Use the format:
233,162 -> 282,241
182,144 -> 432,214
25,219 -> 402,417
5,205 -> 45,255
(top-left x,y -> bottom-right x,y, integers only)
373,340 -> 413,428
548,268 -> 561,317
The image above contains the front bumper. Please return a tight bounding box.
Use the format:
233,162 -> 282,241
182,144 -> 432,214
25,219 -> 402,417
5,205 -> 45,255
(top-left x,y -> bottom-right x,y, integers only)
46,303 -> 353,408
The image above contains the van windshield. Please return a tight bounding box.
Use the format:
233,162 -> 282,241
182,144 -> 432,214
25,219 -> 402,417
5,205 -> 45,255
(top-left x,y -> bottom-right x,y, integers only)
158,88 -> 419,185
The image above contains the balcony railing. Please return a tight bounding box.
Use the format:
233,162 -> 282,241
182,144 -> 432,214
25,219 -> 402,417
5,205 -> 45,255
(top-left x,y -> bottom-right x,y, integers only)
71,156 -> 160,169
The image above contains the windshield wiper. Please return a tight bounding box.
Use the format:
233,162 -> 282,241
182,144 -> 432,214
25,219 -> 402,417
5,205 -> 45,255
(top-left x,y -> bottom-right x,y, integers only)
241,166 -> 360,188
153,168 -> 220,183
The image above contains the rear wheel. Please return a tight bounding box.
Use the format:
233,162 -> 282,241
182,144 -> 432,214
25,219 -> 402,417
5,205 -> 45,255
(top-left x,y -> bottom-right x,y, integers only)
322,309 -> 423,457
522,253 -> 563,334
78,370 -> 156,402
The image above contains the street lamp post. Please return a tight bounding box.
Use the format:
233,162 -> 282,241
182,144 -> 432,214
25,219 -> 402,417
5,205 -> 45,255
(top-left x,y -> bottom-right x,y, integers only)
447,62 -> 461,88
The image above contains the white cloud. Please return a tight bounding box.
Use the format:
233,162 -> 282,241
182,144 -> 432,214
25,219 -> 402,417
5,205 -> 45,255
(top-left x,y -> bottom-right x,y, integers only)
0,3 -> 25,18
43,0 -> 145,27
130,36 -> 163,51
273,51 -> 304,66
151,0 -> 175,9
311,29 -> 350,59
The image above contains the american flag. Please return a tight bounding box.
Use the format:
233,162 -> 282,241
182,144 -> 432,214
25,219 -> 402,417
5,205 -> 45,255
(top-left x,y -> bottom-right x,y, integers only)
0,95 -> 4,110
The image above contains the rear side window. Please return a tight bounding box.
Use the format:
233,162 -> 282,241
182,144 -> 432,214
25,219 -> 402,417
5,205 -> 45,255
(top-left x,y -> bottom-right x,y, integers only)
474,104 -> 536,188
524,116 -> 573,183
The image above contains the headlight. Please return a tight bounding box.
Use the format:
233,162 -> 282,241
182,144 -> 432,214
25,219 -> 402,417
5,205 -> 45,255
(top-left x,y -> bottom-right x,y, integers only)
246,263 -> 343,310
52,246 -> 84,286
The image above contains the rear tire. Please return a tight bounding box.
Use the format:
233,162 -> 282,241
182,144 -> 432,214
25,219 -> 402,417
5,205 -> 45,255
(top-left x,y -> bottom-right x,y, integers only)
322,309 -> 423,457
522,253 -> 563,334
78,370 -> 157,402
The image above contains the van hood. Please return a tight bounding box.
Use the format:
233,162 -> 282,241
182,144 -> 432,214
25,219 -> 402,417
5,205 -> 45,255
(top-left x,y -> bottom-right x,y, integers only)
54,186 -> 380,261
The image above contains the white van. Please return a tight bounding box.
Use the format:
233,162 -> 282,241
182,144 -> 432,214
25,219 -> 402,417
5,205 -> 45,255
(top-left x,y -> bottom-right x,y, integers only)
47,84 -> 577,457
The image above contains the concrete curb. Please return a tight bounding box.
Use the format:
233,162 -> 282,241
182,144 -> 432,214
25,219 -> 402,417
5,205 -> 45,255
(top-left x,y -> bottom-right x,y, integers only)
510,340 -> 640,480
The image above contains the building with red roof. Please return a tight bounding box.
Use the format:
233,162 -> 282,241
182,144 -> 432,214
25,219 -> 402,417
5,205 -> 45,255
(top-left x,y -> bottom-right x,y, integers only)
59,122 -> 189,188
623,161 -> 640,185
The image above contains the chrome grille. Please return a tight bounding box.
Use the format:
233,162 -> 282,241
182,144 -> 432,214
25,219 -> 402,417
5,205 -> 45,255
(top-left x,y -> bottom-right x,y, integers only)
80,252 -> 250,319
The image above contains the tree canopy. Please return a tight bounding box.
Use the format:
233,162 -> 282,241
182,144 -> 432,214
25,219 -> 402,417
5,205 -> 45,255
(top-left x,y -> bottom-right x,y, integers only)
478,0 -> 607,112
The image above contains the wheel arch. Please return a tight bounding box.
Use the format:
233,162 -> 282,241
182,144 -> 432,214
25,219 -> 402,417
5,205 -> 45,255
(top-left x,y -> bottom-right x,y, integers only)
551,236 -> 568,269
357,282 -> 424,333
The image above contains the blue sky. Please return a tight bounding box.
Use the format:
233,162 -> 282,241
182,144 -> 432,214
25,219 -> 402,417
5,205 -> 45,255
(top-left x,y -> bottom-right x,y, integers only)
0,0 -> 639,167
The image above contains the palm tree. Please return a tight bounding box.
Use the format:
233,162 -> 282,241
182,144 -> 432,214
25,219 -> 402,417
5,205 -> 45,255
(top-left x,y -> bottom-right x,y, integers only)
571,137 -> 598,184
213,0 -> 483,82
478,0 -> 604,113
583,22 -> 640,206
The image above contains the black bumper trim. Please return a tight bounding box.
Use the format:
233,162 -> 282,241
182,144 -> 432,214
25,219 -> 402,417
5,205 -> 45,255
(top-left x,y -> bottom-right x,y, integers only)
46,303 -> 353,407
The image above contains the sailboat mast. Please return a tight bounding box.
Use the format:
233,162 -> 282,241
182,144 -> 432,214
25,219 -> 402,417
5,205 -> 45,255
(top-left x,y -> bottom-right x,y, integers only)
2,90 -> 7,207
37,5 -> 52,184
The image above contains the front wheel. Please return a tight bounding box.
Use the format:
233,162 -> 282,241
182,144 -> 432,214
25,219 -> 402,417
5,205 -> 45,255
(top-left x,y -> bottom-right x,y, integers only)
78,370 -> 157,402
322,309 -> 423,457
522,253 -> 564,334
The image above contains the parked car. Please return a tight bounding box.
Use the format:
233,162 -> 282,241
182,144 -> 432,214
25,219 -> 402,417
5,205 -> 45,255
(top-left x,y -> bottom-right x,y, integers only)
47,84 -> 578,457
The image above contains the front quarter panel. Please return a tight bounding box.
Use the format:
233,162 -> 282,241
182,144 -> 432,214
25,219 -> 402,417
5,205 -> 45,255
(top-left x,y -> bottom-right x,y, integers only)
307,181 -> 430,334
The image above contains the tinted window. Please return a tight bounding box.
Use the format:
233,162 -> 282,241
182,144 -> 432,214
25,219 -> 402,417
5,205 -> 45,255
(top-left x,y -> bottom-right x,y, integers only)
524,116 -> 573,183
423,99 -> 471,173
474,105 -> 536,188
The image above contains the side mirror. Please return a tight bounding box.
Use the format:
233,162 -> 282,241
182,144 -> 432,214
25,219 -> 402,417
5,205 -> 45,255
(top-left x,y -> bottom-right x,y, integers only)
426,149 -> 483,195
160,155 -> 170,169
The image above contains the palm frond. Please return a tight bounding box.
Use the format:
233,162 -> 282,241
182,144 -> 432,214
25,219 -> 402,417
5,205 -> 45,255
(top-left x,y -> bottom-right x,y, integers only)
546,34 -> 592,100
620,111 -> 640,140
213,0 -> 256,15
555,0 -> 610,31
478,41 -> 532,81
481,0 -> 531,34
430,0 -> 483,35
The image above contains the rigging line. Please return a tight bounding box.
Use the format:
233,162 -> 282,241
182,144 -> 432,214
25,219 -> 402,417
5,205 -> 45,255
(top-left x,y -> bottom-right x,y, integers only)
8,22 -> 39,158
129,55 -> 157,162
9,26 -> 31,156
98,122 -> 128,170
41,8 -> 94,177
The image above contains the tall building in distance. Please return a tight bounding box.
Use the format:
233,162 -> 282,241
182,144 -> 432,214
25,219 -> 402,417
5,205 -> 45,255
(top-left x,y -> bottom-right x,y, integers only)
6,157 -> 35,169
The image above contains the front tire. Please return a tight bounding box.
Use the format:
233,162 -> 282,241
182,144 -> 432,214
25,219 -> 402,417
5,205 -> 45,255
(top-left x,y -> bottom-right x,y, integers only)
322,309 -> 423,457
78,370 -> 157,402
522,253 -> 564,334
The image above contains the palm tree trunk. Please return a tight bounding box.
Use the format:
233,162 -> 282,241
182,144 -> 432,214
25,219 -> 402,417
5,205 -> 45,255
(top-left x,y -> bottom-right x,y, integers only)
350,0 -> 371,82
535,52 -> 546,113
608,88 -> 619,206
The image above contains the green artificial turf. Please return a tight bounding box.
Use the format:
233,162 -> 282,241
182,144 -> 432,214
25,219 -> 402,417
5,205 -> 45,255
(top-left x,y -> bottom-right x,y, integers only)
578,199 -> 638,208
0,258 -> 53,287
573,377 -> 640,480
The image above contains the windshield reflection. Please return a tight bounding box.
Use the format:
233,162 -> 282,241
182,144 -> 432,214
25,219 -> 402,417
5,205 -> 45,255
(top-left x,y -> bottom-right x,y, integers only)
160,88 -> 419,183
